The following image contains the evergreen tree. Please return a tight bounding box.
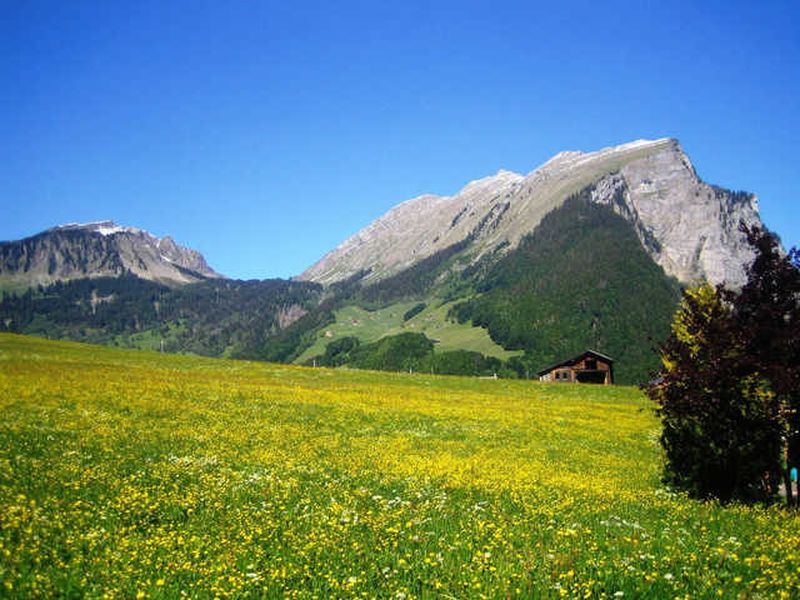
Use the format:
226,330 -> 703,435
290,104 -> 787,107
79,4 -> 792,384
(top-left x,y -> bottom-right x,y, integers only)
647,285 -> 783,502
647,225 -> 800,504
729,226 -> 800,506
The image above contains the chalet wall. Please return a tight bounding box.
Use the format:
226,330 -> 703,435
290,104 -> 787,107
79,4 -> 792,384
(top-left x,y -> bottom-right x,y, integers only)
538,353 -> 613,384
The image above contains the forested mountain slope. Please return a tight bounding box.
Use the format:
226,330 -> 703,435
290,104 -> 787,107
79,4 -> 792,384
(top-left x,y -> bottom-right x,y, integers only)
0,276 -> 322,358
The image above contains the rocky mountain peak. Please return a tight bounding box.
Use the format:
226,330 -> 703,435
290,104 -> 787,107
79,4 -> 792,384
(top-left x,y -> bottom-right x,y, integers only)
589,141 -> 759,286
50,220 -> 142,237
299,137 -> 761,288
0,222 -> 222,287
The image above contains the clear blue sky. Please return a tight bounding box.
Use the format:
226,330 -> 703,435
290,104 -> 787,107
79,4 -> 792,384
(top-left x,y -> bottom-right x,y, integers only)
2,0 -> 799,279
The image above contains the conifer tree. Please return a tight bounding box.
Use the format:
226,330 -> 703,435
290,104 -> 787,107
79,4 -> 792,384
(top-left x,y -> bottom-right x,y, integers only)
648,284 -> 782,502
730,226 -> 800,506
647,225 -> 800,505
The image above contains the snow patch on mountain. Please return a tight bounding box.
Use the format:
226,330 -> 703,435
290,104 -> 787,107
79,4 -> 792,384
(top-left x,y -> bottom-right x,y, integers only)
1,222 -> 223,286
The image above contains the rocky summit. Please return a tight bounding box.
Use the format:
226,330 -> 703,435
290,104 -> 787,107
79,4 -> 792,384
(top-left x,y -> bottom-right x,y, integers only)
0,221 -> 222,286
299,138 -> 761,288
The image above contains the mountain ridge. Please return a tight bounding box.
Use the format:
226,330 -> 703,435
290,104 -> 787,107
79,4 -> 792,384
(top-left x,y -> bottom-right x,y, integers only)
0,220 -> 222,287
299,138 -> 761,288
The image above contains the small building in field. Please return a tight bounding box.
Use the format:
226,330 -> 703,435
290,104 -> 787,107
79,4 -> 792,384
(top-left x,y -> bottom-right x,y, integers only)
537,350 -> 614,385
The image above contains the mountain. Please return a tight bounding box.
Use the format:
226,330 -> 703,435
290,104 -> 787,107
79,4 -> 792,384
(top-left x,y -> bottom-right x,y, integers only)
300,138 -> 760,288
0,138 -> 769,384
0,221 -> 324,361
290,138 -> 767,383
447,190 -> 683,383
0,221 -> 221,287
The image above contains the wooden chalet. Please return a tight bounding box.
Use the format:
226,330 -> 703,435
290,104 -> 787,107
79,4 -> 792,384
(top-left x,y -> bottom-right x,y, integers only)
537,350 -> 614,385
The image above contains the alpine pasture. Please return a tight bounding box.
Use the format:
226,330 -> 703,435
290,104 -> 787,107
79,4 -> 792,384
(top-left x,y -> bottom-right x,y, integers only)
0,333 -> 797,598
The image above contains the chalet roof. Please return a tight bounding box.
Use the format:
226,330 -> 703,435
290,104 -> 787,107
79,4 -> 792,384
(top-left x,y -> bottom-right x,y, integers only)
537,349 -> 614,376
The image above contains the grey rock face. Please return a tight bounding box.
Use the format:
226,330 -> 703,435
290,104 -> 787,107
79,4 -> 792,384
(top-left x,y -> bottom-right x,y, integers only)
0,221 -> 222,286
299,171 -> 524,286
300,139 -> 761,287
607,145 -> 758,287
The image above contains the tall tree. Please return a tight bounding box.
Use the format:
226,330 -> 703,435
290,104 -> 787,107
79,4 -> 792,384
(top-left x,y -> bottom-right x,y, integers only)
647,225 -> 800,505
730,226 -> 800,505
647,284 -> 783,502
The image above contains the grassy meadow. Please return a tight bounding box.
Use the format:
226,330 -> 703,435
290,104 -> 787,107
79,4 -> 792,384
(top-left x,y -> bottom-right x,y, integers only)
0,333 -> 798,599
294,301 -> 522,365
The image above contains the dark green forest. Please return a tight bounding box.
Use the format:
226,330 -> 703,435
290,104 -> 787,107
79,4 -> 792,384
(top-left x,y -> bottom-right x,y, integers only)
310,332 -> 507,377
0,276 -> 323,358
448,192 -> 682,383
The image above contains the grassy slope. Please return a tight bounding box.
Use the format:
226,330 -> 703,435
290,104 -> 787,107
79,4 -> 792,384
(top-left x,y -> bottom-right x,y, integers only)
0,280 -> 32,298
1,333 -> 798,599
295,300 -> 521,364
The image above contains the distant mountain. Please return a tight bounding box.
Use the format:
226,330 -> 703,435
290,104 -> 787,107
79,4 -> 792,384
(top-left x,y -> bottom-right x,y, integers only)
299,138 -> 761,288
0,221 -> 222,287
0,221 -> 326,362
0,138 -> 771,384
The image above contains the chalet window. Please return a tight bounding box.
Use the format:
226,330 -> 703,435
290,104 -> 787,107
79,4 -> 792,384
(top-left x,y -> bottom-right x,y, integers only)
586,359 -> 597,370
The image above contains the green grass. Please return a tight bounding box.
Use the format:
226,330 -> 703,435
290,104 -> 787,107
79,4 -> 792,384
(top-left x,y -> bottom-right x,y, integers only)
295,299 -> 521,364
0,280 -> 33,299
110,320 -> 189,353
0,333 -> 798,599
397,301 -> 523,359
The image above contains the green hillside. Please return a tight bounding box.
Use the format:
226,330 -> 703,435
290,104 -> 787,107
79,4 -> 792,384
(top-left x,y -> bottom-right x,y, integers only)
451,191 -> 682,384
1,333 -> 798,598
295,301 -> 521,365
0,276 -> 323,358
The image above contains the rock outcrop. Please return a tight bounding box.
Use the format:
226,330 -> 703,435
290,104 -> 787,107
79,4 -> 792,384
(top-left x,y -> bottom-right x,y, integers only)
590,145 -> 759,286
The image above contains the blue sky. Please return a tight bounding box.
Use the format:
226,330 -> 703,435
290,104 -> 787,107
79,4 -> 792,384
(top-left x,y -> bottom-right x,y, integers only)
2,0 -> 799,279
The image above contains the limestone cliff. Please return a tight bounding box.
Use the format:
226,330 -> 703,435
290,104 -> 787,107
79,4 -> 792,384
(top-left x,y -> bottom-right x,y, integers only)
300,138 -> 761,287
